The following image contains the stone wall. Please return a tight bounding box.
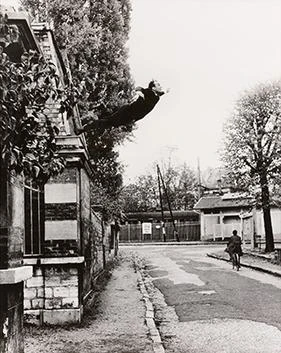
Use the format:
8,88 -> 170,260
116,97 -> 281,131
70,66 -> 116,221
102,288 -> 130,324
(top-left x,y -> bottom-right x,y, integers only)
24,259 -> 83,325
81,210 -> 106,299
76,170 -> 116,300
23,145 -> 118,325
23,163 -> 117,325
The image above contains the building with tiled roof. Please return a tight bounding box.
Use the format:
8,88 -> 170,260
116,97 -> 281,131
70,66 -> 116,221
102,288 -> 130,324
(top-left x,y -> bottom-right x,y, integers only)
195,191 -> 281,247
194,193 -> 255,242
194,194 -> 255,210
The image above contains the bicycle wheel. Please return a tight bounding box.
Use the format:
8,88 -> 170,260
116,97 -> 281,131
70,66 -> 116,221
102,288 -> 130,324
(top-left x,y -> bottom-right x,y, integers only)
233,253 -> 240,271
231,253 -> 236,269
236,254 -> 241,271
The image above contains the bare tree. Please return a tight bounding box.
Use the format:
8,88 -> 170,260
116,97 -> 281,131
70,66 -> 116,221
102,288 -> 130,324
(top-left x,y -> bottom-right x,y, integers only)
222,81 -> 281,252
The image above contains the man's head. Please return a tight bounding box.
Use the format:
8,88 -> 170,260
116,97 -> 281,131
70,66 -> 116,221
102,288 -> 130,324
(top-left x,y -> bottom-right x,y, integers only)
148,80 -> 165,96
233,230 -> 238,236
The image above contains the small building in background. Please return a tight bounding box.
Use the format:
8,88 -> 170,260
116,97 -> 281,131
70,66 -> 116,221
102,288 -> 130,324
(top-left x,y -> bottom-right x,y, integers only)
195,191 -> 281,249
194,193 -> 255,243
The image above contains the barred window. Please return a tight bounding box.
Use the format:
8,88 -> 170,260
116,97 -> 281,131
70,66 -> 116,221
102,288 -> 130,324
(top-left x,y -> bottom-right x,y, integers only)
24,181 -> 44,255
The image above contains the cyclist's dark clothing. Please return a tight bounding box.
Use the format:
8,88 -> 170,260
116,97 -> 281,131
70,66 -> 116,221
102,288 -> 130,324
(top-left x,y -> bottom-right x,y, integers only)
227,235 -> 243,256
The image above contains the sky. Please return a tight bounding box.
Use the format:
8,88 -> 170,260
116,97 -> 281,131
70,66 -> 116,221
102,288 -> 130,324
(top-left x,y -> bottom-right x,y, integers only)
0,0 -> 19,10
117,0 -> 281,183
2,0 -> 281,183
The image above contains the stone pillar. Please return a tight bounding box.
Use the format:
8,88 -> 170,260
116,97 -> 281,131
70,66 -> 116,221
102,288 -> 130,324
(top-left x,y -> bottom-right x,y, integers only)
0,167 -> 32,353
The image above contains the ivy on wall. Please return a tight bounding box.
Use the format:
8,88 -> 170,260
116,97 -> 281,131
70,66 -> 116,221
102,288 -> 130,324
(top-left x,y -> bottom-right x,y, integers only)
0,12 -> 79,182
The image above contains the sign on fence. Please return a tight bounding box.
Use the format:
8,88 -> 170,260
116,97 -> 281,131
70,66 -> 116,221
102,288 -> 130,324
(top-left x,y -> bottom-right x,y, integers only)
142,222 -> 152,234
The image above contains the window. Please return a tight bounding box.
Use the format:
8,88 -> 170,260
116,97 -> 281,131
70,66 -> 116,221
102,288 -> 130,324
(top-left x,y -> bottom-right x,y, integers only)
24,181 -> 44,255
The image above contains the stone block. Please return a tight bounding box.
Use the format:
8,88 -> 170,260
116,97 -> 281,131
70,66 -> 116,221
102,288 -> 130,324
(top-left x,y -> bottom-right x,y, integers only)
146,310 -> 154,319
62,297 -> 79,308
34,267 -> 43,277
69,268 -> 78,275
44,276 -> 60,286
26,276 -> 43,288
153,343 -> 165,353
45,287 -> 53,298
45,298 -> 62,309
146,302 -> 154,312
32,298 -> 44,309
43,308 -> 82,325
24,287 -> 36,300
42,255 -> 82,265
61,276 -> 78,286
24,309 -> 41,325
0,266 -> 32,284
44,267 -> 60,277
37,288 -> 44,298
54,286 -> 70,297
69,287 -> 79,297
24,300 -> 31,310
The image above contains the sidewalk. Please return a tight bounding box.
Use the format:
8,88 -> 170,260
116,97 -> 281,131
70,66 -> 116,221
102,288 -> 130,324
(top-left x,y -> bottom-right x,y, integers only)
24,260 -> 157,353
207,249 -> 281,277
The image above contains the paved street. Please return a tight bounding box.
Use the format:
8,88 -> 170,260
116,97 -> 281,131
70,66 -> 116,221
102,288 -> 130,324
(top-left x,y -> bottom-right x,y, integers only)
122,245 -> 281,353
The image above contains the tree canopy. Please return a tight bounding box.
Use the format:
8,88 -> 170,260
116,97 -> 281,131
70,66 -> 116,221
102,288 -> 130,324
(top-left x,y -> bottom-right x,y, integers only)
0,12 -> 71,181
21,0 -> 135,196
120,162 -> 198,213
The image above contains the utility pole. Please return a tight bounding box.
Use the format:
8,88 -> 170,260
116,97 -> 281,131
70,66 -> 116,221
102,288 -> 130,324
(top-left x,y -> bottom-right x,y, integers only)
197,157 -> 202,199
157,165 -> 180,242
157,165 -> 166,242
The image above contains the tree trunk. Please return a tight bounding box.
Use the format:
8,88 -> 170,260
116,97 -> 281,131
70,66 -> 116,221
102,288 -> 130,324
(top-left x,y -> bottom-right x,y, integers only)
259,172 -> 274,252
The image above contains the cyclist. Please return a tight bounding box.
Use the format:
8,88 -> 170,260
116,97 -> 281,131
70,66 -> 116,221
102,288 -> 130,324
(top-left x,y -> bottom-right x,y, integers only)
227,230 -> 243,270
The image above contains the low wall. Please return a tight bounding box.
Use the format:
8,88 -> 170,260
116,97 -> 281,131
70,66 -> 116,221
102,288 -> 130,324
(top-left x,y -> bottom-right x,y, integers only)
24,258 -> 83,325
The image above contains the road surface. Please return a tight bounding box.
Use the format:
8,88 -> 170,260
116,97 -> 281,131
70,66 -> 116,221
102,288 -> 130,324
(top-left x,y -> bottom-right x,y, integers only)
122,245 -> 281,353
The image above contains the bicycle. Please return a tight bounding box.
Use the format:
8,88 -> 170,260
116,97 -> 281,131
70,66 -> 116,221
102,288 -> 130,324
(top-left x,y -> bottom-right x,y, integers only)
232,252 -> 241,271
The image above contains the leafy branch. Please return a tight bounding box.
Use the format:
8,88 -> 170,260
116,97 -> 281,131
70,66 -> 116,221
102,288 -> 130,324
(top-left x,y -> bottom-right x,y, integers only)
0,12 -> 80,182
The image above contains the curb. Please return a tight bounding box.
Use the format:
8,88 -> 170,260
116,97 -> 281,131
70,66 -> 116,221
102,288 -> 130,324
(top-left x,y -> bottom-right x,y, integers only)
206,253 -> 281,278
120,241 -> 227,247
137,271 -> 166,353
243,251 -> 274,261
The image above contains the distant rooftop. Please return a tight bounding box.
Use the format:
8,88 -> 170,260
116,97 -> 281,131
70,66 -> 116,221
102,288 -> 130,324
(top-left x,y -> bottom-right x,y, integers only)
125,210 -> 199,222
194,194 -> 255,210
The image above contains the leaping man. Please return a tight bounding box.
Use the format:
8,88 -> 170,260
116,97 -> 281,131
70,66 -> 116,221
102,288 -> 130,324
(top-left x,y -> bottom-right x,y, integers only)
73,80 -> 167,134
